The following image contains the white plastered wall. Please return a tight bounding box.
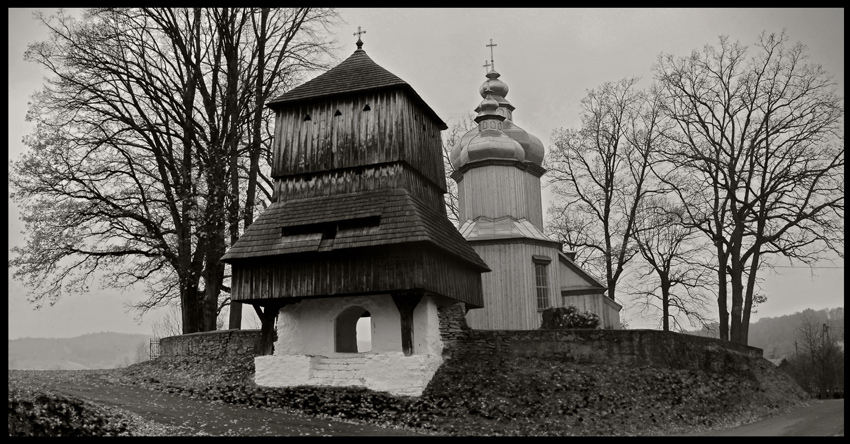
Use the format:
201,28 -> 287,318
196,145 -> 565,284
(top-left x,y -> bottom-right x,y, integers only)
254,294 -> 445,396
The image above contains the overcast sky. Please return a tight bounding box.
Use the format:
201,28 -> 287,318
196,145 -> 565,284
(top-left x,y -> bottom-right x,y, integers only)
8,8 -> 844,339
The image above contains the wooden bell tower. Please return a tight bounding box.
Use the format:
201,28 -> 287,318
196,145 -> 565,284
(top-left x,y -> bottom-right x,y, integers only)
222,35 -> 488,357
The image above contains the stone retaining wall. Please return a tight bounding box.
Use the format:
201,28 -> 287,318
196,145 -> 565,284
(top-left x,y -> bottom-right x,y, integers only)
159,329 -> 261,358
443,328 -> 763,375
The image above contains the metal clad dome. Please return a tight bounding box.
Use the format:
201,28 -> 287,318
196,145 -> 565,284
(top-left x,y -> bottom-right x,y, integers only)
450,65 -> 544,170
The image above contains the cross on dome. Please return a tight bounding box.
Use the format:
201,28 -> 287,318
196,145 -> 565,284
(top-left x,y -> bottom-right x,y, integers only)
354,26 -> 366,49
486,39 -> 497,71
483,60 -> 491,74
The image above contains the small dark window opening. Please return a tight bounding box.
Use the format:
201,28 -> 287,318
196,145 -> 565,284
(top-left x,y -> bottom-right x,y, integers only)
337,215 -> 381,231
282,216 -> 381,241
362,104 -> 371,111
303,114 -> 311,121
334,109 -> 342,117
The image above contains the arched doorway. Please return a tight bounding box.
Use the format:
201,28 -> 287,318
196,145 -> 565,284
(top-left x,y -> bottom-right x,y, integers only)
335,306 -> 371,353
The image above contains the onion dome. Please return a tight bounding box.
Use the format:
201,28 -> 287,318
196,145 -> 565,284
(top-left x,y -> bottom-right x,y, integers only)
451,65 -> 544,170
451,92 -> 524,169
479,70 -> 509,98
502,120 -> 545,166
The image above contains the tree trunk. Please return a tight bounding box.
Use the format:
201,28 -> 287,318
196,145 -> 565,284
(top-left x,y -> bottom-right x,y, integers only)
178,8 -> 203,334
741,248 -> 762,346
232,8 -> 270,330
661,276 -> 670,332
716,246 -> 729,341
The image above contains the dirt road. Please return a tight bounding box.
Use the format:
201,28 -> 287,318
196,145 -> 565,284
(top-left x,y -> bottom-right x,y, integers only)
680,399 -> 844,436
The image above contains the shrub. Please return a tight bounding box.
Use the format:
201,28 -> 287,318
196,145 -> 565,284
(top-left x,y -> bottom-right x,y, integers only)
8,387 -> 132,436
540,306 -> 600,330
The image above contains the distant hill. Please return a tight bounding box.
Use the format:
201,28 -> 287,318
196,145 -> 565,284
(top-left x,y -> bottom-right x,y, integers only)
8,332 -> 153,370
685,307 -> 844,358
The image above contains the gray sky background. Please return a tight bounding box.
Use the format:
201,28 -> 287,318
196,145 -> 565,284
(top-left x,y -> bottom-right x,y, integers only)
8,8 -> 844,339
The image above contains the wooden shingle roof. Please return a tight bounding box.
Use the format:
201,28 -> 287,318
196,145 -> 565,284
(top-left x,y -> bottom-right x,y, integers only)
221,188 -> 489,271
267,47 -> 447,129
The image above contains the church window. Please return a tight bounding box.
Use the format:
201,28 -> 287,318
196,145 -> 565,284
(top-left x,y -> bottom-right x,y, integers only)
363,104 -> 371,111
533,255 -> 552,311
334,109 -> 342,117
303,114 -> 311,121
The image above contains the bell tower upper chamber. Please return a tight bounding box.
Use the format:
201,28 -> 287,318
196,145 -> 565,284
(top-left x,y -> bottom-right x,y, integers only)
222,38 -> 489,310
267,42 -> 448,212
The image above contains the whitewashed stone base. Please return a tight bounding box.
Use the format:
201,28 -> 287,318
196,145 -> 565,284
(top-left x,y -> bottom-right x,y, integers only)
254,352 -> 443,397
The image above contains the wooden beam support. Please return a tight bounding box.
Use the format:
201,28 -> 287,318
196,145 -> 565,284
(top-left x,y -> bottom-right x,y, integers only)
252,300 -> 290,356
392,292 -> 423,356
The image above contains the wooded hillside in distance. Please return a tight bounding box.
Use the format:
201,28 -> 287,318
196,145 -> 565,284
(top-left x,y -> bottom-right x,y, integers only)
8,333 -> 152,370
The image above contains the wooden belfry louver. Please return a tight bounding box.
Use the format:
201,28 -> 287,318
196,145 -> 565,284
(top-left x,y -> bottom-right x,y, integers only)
221,36 -> 489,357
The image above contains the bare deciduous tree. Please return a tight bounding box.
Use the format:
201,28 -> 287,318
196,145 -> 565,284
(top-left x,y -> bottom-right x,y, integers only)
547,77 -> 667,302
9,7 -> 339,334
655,31 -> 844,344
632,197 -> 714,332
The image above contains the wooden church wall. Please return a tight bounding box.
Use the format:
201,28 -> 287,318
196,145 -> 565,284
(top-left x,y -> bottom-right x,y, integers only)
230,246 -> 482,307
562,293 -> 621,329
271,89 -> 446,192
465,242 -> 560,330
456,165 -> 543,227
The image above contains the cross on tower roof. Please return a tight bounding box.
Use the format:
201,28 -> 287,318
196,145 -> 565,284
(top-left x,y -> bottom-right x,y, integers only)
354,26 -> 366,49
486,39 -> 497,71
483,60 -> 491,74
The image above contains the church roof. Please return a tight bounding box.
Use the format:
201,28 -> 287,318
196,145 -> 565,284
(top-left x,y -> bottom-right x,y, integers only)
267,46 -> 447,129
221,188 -> 489,271
557,251 -> 607,291
458,216 -> 556,244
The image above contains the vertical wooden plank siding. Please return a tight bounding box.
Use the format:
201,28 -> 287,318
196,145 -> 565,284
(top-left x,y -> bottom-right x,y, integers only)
524,173 -> 543,230
465,242 -> 561,330
272,163 -> 444,210
270,91 -> 446,191
230,248 -> 482,307
458,165 -> 542,224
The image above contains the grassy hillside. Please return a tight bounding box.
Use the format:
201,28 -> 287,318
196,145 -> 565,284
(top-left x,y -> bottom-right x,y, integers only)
8,333 -> 152,370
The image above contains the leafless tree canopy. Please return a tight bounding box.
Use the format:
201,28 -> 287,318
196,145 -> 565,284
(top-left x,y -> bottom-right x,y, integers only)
9,8 -> 340,334
547,31 -> 842,345
632,197 -> 714,332
547,77 -> 668,302
654,31 -> 844,344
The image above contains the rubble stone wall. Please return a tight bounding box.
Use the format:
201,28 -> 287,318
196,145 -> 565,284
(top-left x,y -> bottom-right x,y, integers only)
441,328 -> 763,375
159,329 -> 261,358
